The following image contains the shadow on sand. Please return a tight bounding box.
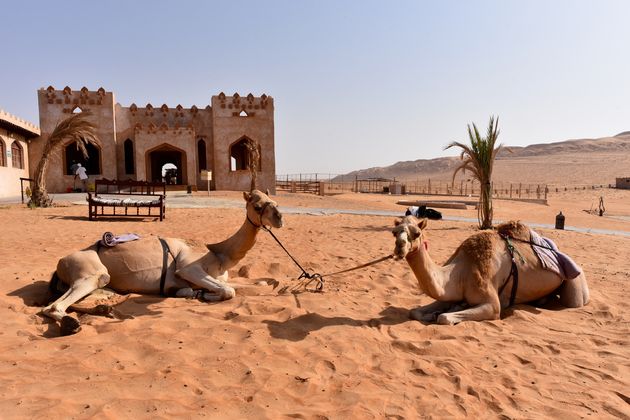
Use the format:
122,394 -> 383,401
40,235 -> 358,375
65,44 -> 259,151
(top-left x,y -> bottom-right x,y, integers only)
263,306 -> 412,341
8,280 -> 171,337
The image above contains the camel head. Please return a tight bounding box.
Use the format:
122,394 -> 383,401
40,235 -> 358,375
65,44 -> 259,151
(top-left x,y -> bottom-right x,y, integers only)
243,190 -> 283,229
392,216 -> 428,259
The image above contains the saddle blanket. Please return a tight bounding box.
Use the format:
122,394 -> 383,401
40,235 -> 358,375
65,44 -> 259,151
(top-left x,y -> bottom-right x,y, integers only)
529,229 -> 581,281
101,232 -> 141,247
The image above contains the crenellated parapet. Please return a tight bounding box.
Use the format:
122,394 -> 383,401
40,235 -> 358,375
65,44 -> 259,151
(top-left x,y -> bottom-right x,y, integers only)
0,109 -> 41,136
127,102 -> 209,118
40,86 -> 111,113
214,92 -> 272,117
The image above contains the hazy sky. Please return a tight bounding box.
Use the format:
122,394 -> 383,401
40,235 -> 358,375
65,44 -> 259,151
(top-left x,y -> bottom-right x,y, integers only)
2,1 -> 629,174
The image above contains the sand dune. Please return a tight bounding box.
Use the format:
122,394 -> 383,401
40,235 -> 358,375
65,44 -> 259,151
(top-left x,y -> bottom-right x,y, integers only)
0,189 -> 629,418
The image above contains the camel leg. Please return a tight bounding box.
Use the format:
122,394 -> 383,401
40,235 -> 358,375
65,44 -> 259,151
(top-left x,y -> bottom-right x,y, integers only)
557,272 -> 590,308
41,273 -> 110,335
175,265 -> 236,301
436,298 -> 500,325
410,300 -> 467,323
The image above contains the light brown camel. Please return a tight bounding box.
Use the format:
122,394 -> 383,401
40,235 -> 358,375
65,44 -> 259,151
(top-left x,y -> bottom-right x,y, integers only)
42,190 -> 283,335
392,216 -> 589,325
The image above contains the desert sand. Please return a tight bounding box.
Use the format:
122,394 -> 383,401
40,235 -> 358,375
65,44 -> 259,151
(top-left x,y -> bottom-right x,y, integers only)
0,189 -> 629,419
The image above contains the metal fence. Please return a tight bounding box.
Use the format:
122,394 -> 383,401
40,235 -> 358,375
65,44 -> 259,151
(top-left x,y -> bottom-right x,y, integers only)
276,174 -> 615,199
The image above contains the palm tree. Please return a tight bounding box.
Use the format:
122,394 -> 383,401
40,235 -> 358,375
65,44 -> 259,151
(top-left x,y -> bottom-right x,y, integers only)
245,138 -> 260,191
29,111 -> 100,207
444,116 -> 503,229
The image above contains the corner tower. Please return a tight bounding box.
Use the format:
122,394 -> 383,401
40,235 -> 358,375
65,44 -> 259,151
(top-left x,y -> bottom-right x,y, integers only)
211,93 -> 275,193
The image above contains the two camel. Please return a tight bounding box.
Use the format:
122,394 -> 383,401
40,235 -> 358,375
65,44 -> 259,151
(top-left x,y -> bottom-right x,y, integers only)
42,190 -> 283,335
42,190 -> 589,334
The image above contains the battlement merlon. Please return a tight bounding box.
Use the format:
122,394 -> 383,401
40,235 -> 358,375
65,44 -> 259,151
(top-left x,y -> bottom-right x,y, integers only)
0,109 -> 41,138
38,86 -> 113,108
124,103 -> 212,115
211,92 -> 274,114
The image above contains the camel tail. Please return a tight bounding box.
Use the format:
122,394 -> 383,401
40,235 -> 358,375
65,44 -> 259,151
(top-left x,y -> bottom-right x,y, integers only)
48,271 -> 68,302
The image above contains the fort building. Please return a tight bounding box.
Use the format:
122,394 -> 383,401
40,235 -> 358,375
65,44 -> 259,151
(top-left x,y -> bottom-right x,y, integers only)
0,110 -> 40,199
29,86 -> 276,194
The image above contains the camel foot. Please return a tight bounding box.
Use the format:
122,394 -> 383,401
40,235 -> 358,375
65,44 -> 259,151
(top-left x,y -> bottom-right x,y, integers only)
436,313 -> 458,325
410,302 -> 469,324
60,316 -> 81,336
410,308 -> 438,323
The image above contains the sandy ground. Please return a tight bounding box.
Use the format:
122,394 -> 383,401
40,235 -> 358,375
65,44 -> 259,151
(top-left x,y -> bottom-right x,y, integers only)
0,190 -> 629,419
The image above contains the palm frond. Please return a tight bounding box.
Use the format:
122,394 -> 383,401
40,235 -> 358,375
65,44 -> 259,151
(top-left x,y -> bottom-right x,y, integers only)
445,115 -> 502,229
47,111 -> 100,156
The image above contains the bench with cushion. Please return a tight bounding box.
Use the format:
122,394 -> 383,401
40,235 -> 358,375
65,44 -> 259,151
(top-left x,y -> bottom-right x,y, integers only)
87,179 -> 166,221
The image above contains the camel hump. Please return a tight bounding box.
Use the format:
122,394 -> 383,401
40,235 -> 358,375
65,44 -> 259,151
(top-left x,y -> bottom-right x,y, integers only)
496,220 -> 530,241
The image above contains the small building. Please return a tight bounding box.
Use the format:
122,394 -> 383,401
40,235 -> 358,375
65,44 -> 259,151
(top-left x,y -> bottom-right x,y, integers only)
29,86 -> 276,194
0,110 -> 40,199
616,177 -> 630,190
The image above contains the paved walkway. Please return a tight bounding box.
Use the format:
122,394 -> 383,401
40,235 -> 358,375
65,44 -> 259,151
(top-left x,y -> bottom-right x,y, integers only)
4,192 -> 630,238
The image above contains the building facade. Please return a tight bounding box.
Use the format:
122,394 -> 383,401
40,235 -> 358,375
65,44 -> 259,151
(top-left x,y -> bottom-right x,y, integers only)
29,86 -> 276,193
0,110 -> 40,199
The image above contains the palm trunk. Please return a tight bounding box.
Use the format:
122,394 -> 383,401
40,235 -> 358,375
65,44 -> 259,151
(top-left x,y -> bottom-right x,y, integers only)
479,181 -> 493,229
29,144 -> 54,207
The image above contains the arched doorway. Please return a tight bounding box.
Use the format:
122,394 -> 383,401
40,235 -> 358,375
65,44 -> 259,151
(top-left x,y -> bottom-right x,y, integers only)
146,144 -> 187,185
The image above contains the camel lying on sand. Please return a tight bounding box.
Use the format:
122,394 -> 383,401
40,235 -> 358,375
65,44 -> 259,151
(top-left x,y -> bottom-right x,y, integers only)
392,216 -> 589,325
42,190 -> 283,335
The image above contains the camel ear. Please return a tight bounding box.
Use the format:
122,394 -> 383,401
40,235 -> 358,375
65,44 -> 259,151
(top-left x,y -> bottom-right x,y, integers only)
265,188 -> 270,196
418,218 -> 428,230
243,191 -> 251,202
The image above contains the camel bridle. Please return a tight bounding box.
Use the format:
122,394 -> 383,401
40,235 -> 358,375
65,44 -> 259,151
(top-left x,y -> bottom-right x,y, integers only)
246,201 -> 274,229
394,224 -> 424,255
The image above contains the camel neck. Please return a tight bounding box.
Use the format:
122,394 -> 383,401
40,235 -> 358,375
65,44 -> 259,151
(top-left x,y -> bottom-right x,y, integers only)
406,241 -> 449,299
207,219 -> 259,270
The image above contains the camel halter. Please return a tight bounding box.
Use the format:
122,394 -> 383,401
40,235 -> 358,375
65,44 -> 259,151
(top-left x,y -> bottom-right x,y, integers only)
246,201 -> 273,229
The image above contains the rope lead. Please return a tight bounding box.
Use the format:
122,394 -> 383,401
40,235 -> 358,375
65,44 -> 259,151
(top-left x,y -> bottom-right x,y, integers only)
262,226 -> 393,292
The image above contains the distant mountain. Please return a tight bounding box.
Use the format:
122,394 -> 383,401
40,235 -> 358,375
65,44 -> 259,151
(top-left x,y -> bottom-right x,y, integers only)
336,133 -> 630,186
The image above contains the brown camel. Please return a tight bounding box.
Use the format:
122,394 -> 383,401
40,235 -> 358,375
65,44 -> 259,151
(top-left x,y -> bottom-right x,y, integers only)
392,216 -> 589,325
42,190 -> 283,335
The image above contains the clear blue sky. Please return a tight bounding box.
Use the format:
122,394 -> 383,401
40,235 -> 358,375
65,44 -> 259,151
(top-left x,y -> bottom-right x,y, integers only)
2,0 -> 629,174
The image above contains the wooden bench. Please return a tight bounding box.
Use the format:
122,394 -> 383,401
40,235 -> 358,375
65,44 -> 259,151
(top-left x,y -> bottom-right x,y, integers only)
87,179 -> 166,221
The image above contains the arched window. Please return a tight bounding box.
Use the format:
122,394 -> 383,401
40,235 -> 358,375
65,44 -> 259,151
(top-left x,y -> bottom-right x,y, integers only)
11,141 -> 24,169
0,139 -> 5,167
65,142 -> 101,175
124,139 -> 135,174
197,139 -> 207,171
229,137 -> 261,172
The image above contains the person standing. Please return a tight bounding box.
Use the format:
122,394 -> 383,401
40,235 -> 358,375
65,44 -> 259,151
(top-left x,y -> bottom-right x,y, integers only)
70,160 -> 80,191
76,163 -> 88,192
